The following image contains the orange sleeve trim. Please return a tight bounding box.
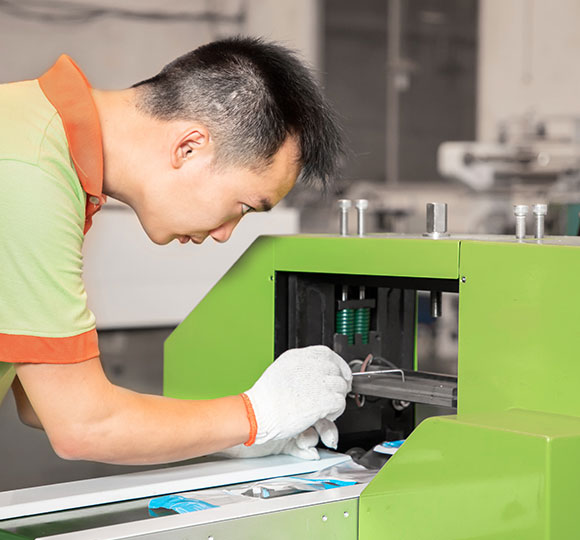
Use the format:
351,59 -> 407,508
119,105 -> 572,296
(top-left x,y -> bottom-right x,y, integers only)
0,329 -> 99,364
240,393 -> 258,447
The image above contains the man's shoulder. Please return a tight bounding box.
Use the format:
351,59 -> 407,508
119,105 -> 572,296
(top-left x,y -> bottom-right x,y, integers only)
0,79 -> 83,200
0,79 -> 65,165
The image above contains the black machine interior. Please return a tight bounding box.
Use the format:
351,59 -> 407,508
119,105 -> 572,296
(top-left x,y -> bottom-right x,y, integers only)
274,272 -> 459,452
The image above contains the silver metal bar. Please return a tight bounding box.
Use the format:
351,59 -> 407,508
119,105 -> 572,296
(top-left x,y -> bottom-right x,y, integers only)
27,485 -> 365,540
351,369 -> 457,409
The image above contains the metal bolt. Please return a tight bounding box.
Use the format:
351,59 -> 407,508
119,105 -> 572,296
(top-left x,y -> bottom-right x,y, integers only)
513,205 -> 529,240
355,199 -> 369,236
430,290 -> 442,319
461,276 -> 466,283
424,202 -> 449,238
338,199 -> 352,236
532,203 -> 548,240
344,511 -> 350,518
322,515 -> 328,522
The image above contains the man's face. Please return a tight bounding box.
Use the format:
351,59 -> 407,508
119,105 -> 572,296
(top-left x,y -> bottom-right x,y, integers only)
137,136 -> 300,245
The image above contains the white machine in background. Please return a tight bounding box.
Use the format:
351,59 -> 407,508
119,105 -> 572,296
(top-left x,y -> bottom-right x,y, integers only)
438,114 -> 580,193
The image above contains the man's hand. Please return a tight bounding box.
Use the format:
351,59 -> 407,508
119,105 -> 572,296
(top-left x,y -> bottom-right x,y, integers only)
244,346 -> 352,445
219,419 -> 339,461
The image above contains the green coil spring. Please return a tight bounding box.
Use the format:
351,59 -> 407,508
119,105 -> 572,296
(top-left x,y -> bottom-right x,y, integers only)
354,307 -> 371,344
335,309 -> 355,345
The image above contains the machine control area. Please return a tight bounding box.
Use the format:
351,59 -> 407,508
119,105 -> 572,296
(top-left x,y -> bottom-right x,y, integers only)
274,271 -> 458,450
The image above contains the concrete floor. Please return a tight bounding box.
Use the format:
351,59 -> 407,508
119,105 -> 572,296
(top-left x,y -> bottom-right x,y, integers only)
0,327 -> 174,491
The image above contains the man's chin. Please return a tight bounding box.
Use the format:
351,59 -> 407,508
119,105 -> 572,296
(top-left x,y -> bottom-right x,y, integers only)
143,229 -> 172,246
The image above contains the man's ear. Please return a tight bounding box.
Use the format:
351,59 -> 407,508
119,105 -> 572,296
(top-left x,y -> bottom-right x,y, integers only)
171,126 -> 210,169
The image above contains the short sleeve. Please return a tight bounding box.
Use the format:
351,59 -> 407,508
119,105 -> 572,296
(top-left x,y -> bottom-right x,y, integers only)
0,160 -> 99,363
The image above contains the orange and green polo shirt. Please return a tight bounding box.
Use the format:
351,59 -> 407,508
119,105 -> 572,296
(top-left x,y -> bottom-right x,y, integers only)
0,55 -> 105,392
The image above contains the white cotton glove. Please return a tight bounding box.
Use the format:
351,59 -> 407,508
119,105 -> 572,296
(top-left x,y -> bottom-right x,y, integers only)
219,419 -> 339,461
244,345 -> 352,445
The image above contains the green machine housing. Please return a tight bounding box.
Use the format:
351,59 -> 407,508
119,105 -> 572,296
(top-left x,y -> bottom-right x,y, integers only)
164,234 -> 580,539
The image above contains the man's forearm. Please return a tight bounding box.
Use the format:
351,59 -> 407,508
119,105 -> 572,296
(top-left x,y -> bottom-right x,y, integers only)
67,389 -> 251,464
16,359 -> 250,465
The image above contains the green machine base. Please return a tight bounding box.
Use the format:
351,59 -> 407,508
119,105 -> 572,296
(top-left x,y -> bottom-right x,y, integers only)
164,234 -> 580,539
360,409 -> 580,539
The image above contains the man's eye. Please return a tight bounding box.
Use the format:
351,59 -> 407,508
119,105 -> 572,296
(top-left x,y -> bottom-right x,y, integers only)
241,204 -> 254,216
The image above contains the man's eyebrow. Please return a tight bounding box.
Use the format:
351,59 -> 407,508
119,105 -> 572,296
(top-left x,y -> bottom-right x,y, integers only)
257,198 -> 273,212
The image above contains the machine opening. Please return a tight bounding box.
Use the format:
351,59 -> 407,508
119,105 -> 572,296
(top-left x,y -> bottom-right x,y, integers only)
274,272 -> 458,453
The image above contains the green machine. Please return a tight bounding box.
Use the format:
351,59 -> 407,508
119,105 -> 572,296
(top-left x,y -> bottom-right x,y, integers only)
164,204 -> 580,540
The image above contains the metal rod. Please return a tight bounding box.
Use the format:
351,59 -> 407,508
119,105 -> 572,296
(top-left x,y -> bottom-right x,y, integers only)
430,290 -> 442,318
533,203 -> 547,240
514,205 -> 529,240
355,199 -> 368,236
386,0 -> 401,186
338,199 -> 351,236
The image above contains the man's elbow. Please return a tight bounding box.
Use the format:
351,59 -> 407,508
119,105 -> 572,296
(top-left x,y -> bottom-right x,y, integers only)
46,424 -> 103,462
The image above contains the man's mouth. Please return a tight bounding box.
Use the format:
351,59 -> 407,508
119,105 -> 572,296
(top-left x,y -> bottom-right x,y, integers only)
178,235 -> 204,245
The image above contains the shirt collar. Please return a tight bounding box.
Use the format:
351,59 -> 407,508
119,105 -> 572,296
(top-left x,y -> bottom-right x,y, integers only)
38,55 -> 104,200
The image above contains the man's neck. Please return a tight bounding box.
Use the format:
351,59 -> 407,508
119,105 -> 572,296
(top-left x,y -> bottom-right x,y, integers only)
91,88 -> 144,207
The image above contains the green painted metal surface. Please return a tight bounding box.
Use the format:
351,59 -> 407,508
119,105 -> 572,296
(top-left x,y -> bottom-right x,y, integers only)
164,233 -> 580,540
272,235 -> 460,278
359,409 -> 580,540
164,236 -> 276,399
164,235 -> 460,399
457,241 -> 580,416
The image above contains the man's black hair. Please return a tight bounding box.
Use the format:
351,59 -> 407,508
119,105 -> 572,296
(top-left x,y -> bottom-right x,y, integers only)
133,36 -> 343,188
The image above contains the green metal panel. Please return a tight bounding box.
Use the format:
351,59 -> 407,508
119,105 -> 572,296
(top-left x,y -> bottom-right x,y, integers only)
164,235 -> 460,400
359,409 -> 580,540
457,241 -> 580,416
273,235 -> 460,279
164,236 -> 276,399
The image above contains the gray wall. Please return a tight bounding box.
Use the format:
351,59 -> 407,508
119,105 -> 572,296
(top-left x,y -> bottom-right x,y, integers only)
323,0 -> 478,183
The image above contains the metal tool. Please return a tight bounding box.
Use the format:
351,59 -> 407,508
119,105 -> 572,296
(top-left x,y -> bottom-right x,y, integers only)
338,199 -> 352,236
513,204 -> 529,240
355,199 -> 368,236
424,202 -> 449,238
533,204 -> 548,240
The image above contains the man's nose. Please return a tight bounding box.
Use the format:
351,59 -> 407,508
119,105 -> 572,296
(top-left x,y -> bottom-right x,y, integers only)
209,216 -> 242,243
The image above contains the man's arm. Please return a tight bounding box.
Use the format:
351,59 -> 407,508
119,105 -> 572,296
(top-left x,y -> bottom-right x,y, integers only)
16,358 -> 250,464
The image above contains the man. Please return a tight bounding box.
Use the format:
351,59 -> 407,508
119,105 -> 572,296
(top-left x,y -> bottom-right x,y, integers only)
0,37 -> 352,465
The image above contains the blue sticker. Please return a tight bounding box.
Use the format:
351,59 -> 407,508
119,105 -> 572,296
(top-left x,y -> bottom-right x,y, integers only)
148,495 -> 218,514
382,439 -> 405,449
287,477 -> 357,490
